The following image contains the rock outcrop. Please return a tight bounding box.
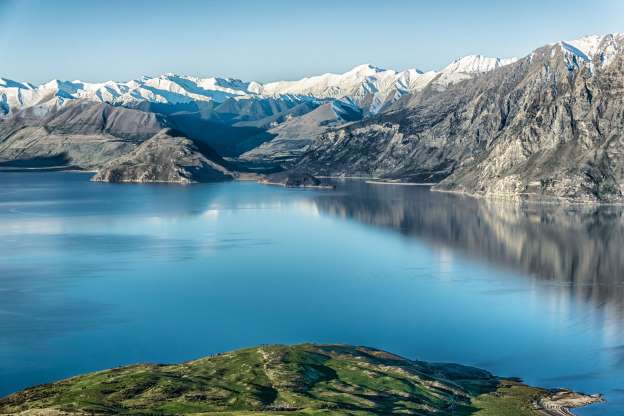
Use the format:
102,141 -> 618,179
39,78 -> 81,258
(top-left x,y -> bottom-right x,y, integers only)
92,129 -> 234,184
259,170 -> 331,188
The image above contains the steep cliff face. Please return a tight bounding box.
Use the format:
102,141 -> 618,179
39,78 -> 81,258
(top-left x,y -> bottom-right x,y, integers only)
436,35 -> 624,202
92,129 -> 234,184
298,34 -> 624,202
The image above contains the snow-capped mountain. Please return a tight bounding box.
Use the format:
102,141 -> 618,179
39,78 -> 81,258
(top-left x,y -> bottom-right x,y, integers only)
433,55 -> 518,86
2,32 -> 623,196
0,74 -> 266,113
559,32 -> 624,70
0,55 -> 513,118
296,32 -> 624,203
3,33 -> 618,121
258,64 -> 438,114
441,55 -> 518,74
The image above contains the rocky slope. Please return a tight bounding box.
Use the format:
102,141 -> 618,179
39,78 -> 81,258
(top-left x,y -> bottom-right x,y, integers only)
0,100 -> 234,183
92,129 -> 234,184
434,33 -> 624,202
0,344 -> 600,416
240,101 -> 362,165
0,100 -> 164,169
297,34 -> 624,202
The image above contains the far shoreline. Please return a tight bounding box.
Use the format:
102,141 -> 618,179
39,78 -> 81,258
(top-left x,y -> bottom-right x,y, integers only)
3,168 -> 624,206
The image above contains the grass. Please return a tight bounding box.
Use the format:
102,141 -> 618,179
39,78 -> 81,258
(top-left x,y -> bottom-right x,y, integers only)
469,380 -> 548,416
0,344 -> 569,416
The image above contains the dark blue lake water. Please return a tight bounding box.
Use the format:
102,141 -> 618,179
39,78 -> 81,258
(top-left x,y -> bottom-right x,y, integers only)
0,172 -> 622,414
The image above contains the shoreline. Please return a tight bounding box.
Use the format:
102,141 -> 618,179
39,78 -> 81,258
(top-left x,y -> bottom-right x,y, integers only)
257,179 -> 335,189
366,180 -> 435,186
431,186 -> 624,207
2,168 -> 623,206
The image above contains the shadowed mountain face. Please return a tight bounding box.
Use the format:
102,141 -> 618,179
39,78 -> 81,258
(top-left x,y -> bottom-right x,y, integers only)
312,182 -> 624,315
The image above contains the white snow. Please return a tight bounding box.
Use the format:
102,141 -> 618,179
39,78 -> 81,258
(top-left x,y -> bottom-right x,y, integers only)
562,35 -> 605,61
428,55 -> 518,87
559,33 -> 624,69
0,64 -> 447,116
16,33 -> 623,117
440,55 -> 518,74
260,64 -> 441,114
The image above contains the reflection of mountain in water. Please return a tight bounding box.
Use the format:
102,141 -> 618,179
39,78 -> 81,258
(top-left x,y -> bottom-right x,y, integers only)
313,181 -> 624,312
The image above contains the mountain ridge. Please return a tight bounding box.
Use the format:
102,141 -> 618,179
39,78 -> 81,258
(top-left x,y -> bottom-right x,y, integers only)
0,51 -> 519,117
2,33 -> 616,117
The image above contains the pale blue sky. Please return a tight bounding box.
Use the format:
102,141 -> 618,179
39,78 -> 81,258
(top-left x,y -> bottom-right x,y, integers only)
0,0 -> 623,84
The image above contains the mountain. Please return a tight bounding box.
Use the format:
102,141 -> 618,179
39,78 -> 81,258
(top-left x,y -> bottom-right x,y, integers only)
0,100 -> 232,183
258,64 -> 437,115
297,33 -> 624,202
0,56 -> 514,119
0,344 -> 600,415
0,100 -> 164,169
240,59 -> 518,164
5,34 -> 621,197
433,55 -> 518,87
0,74 -> 262,111
1,54 -> 515,172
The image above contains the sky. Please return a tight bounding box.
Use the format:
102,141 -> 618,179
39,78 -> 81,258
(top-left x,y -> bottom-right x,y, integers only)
0,0 -> 623,84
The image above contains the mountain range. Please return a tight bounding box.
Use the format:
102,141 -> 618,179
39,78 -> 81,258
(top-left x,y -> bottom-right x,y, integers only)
1,33 -> 623,201
0,55 -> 516,116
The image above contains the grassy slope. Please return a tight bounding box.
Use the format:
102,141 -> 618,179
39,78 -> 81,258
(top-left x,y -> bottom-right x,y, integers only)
0,344 -> 558,415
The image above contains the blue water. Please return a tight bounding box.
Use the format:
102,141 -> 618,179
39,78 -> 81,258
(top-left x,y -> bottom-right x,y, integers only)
1,172 -> 623,414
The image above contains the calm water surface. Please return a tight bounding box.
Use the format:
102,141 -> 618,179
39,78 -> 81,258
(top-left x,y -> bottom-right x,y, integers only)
1,172 -> 623,414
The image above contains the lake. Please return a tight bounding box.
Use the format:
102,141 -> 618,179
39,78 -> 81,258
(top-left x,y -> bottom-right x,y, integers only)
0,172 -> 622,414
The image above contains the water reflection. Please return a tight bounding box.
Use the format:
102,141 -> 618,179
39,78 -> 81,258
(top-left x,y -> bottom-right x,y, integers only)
1,173 -> 623,414
313,180 -> 624,316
